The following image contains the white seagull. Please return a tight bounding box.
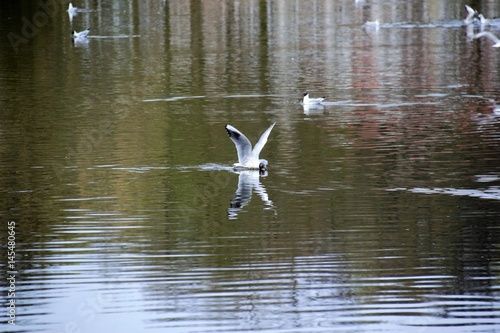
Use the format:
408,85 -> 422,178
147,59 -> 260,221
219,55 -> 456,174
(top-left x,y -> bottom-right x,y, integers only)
478,14 -> 490,26
302,92 -> 327,105
225,123 -> 276,171
72,28 -> 90,40
473,31 -> 500,47
364,19 -> 380,30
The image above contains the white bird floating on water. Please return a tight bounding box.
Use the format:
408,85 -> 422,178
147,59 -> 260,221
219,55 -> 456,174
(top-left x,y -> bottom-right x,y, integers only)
72,28 -> 90,46
363,19 -> 380,30
478,14 -> 490,26
72,28 -> 90,40
302,92 -> 327,105
225,123 -> 276,172
473,31 -> 500,48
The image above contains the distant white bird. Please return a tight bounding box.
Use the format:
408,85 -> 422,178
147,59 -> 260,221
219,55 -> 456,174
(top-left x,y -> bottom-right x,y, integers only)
72,28 -> 90,46
478,14 -> 490,26
225,123 -> 276,171
464,5 -> 480,25
302,92 -> 327,105
473,31 -> 500,47
72,28 -> 90,40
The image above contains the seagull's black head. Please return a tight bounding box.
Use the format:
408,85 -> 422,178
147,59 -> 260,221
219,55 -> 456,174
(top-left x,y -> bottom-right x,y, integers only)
259,164 -> 269,176
303,92 -> 309,97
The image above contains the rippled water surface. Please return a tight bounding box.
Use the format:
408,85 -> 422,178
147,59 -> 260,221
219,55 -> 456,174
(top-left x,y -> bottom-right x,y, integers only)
1,1 -> 500,332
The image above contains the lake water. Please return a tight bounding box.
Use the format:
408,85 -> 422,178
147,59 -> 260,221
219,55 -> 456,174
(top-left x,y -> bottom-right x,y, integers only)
1,1 -> 500,332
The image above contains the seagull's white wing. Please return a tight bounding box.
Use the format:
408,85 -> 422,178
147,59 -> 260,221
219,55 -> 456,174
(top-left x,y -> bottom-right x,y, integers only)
464,5 -> 478,24
73,28 -> 90,39
465,5 -> 475,15
79,28 -> 90,38
226,124 -> 253,165
252,122 -> 276,160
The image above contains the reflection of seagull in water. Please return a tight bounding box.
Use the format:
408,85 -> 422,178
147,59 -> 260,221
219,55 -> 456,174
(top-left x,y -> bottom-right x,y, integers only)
302,92 -> 327,105
228,170 -> 274,220
225,123 -> 276,172
302,102 -> 325,115
473,31 -> 500,47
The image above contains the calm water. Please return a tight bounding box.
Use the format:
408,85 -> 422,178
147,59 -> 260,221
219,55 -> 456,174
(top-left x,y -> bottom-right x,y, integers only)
1,1 -> 500,332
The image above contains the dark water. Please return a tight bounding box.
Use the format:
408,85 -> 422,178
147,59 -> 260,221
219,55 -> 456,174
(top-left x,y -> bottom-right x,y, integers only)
1,1 -> 500,332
